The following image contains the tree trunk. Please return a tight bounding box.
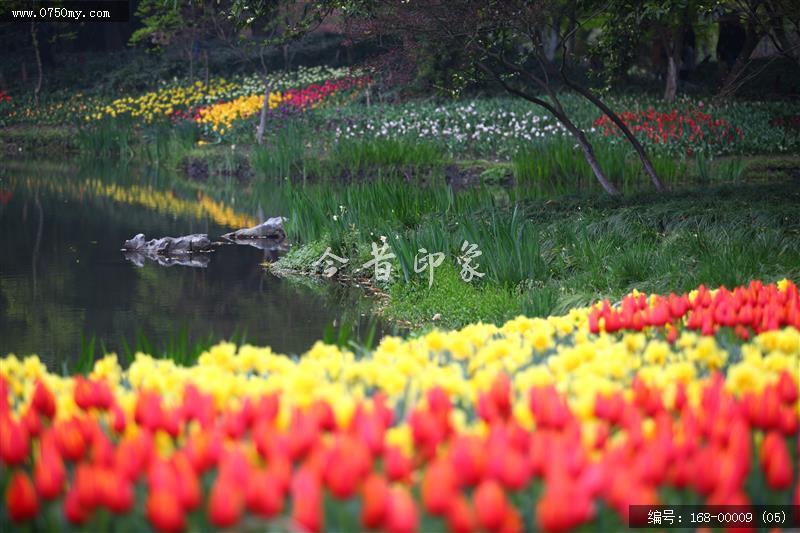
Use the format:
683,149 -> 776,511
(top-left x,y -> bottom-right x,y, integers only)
204,49 -> 209,85
664,53 -> 679,101
476,58 -> 619,195
565,81 -> 666,191
719,24 -> 760,96
31,21 -> 43,107
663,9 -> 688,103
764,1 -> 800,65
256,87 -> 270,145
559,117 -> 619,195
188,45 -> 194,81
542,26 -> 559,61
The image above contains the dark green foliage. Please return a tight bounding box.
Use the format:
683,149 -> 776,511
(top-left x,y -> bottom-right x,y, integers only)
72,328 -> 248,372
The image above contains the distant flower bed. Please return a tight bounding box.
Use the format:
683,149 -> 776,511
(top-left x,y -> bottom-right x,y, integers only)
332,101 -> 569,156
1,279 -> 798,532
0,66 -> 360,128
195,76 -> 368,136
595,108 -> 744,157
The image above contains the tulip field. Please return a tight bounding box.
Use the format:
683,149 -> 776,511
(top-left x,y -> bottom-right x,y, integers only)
2,279 -> 798,532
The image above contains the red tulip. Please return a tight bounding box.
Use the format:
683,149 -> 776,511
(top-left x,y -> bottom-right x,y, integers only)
474,480 -> 507,532
324,434 -> 372,499
497,448 -> 529,490
0,376 -> 8,417
0,417 -> 30,465
148,458 -> 178,493
146,489 -> 185,533
536,479 -> 594,532
208,476 -> 244,527
450,435 -> 487,487
291,467 -> 323,533
422,458 -> 457,515
32,379 -> 56,418
777,371 -> 798,403
54,418 -> 86,461
34,449 -> 65,500
102,470 -> 134,514
63,488 -> 88,525
5,471 -> 38,522
446,493 -> 477,533
386,485 -> 419,533
500,505 -> 524,533
184,429 -> 220,473
22,406 -> 41,438
287,411 -> 319,461
135,390 -> 165,430
74,463 -> 100,510
172,453 -> 201,511
764,435 -> 794,490
384,445 -> 413,482
361,473 -> 389,529
246,469 -> 283,518
73,376 -> 94,410
110,402 -> 127,433
116,434 -> 152,482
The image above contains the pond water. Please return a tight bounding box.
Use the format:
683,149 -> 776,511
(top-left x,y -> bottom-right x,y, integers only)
0,159 -> 383,369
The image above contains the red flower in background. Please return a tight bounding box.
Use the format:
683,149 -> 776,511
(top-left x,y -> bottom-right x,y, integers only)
595,107 -> 744,154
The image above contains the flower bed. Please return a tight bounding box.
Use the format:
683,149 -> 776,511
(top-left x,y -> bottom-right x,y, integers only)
1,280 -> 798,532
594,107 -> 745,157
332,100 -> 569,157
195,76 -> 368,136
0,66 -> 359,128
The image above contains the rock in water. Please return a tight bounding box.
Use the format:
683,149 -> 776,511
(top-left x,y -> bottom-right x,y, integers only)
122,234 -> 212,255
221,217 -> 286,242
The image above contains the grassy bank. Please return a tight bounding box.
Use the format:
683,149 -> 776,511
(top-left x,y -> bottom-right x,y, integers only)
271,178 -> 800,330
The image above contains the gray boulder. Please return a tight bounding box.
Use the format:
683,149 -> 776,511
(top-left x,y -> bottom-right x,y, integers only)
221,217 -> 286,242
122,233 -> 213,255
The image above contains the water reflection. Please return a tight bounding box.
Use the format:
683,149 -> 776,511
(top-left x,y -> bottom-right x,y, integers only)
0,160 -> 384,368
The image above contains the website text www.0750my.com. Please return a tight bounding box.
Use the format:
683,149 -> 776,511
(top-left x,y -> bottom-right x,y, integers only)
10,7 -> 110,19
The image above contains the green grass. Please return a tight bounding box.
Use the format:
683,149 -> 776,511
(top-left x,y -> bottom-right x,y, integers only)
75,118 -> 197,165
275,179 -> 800,329
253,133 -> 449,182
326,138 -> 447,180
72,328 -> 248,372
252,124 -> 309,179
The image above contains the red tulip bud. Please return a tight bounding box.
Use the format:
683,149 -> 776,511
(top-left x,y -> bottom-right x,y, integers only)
0,417 -> 30,465
291,467 -> 323,533
386,485 -> 419,533
54,418 -> 86,461
34,449 -> 65,500
422,458 -> 457,515
361,473 -> 389,530
208,477 -> 243,528
764,435 -> 794,490
146,489 -> 185,533
245,469 -> 283,518
474,480 -> 507,532
446,493 -> 477,533
5,470 -> 38,522
32,380 -> 56,418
